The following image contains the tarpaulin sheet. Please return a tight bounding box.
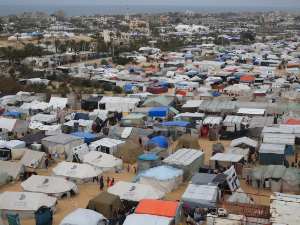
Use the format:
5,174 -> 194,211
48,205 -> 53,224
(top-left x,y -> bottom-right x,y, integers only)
124,85 -> 133,90
155,82 -> 168,87
149,106 -> 171,117
2,112 -> 20,116
159,121 -> 189,127
74,113 -> 89,120
71,132 -> 101,142
201,127 -> 209,138
147,136 -> 168,148
138,153 -> 160,161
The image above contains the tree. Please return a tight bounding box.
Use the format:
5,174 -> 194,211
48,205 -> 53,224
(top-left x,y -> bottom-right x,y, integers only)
8,68 -> 16,79
44,41 -> 52,52
175,17 -> 181,24
116,31 -> 121,40
113,86 -> 123,94
101,59 -> 108,65
102,83 -> 112,91
109,32 -> 114,42
240,32 -> 255,44
54,39 -> 61,53
36,34 -> 44,45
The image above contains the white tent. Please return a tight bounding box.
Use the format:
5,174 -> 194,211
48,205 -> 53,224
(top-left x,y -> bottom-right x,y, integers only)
107,181 -> 165,202
181,184 -> 219,209
0,118 -> 17,132
0,191 -> 57,219
89,138 -> 125,155
21,175 -> 78,199
49,97 -> 68,110
0,161 -> 26,181
83,151 -> 123,173
98,97 -> 140,112
67,143 -> 90,163
60,208 -> 108,225
224,165 -> 240,191
19,102 -> 38,115
19,149 -> 47,168
52,162 -> 101,185
226,188 -> 253,204
140,166 -> 184,193
5,140 -> 26,149
42,134 -> 85,158
123,214 -> 173,225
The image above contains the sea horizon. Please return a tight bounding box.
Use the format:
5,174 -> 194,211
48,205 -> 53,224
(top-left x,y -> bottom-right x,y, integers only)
0,5 -> 300,17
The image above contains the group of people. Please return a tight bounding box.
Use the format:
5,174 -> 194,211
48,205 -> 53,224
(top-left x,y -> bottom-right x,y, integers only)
99,175 -> 115,191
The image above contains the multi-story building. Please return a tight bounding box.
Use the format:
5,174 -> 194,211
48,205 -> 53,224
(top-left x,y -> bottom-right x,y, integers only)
30,11 -> 47,21
53,11 -> 68,21
255,25 -> 285,36
129,18 -> 149,32
102,28 -> 129,44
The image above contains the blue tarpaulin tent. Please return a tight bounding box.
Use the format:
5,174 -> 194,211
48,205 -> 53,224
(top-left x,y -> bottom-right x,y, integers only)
124,85 -> 133,90
146,136 -> 168,148
71,132 -> 101,142
127,67 -> 141,71
141,165 -> 183,180
149,106 -> 171,117
138,153 -> 160,161
235,75 -> 244,79
74,113 -> 89,120
2,112 -> 19,116
187,71 -> 198,75
159,121 -> 189,127
213,93 -> 221,97
155,82 -> 168,87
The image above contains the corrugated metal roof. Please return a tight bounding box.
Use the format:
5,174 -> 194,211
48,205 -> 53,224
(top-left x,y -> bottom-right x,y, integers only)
230,137 -> 258,148
163,148 -> 204,166
249,117 -> 274,128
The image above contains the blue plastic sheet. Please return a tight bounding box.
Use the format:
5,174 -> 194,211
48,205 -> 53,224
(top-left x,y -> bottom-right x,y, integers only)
147,136 -> 168,148
71,132 -> 101,142
74,113 -> 89,120
149,106 -> 171,117
138,153 -> 160,161
159,121 -> 189,127
124,85 -> 133,90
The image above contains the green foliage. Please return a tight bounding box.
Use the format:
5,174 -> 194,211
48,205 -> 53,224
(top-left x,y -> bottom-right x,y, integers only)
125,90 -> 133,94
8,68 -> 16,79
17,67 -> 34,79
113,86 -> 123,94
102,83 -> 112,91
49,73 -> 57,81
57,82 -> 70,97
112,56 -> 131,65
101,59 -> 108,65
93,81 -> 101,89
82,79 -> 92,87
71,78 -> 82,87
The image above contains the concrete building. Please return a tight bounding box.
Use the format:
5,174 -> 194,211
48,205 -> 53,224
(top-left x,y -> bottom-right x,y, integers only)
53,11 -> 68,21
125,5 -> 131,21
102,28 -> 129,44
30,11 -> 47,21
129,18 -> 149,32
255,25 -> 285,36
185,10 -> 194,16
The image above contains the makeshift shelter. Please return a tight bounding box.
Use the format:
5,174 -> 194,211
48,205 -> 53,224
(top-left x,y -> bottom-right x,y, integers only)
230,137 -> 258,153
181,100 -> 203,113
143,96 -> 173,107
52,162 -> 101,185
81,95 -> 104,111
0,191 -> 57,219
181,184 -> 219,210
20,132 -> 46,146
248,117 -> 274,137
163,149 -> 205,181
121,113 -> 146,125
209,153 -> 244,172
226,188 -> 253,204
86,191 -> 125,219
42,134 -> 85,158
173,112 -> 205,122
63,119 -> 94,133
148,147 -> 172,158
21,175 -> 78,199
140,165 -> 184,193
224,147 -> 251,162
108,181 -> 165,204
89,138 -> 125,155
149,106 -> 178,120
0,172 -> 10,187
0,161 -> 26,181
123,214 -> 174,225
67,143 -> 90,163
70,132 -> 101,143
49,97 -> 68,110
237,108 -> 265,117
135,199 -> 183,225
60,208 -> 108,225
112,140 -> 143,164
222,115 -> 248,132
190,173 -> 228,190
83,151 -> 123,173
282,111 -> 300,123
175,133 -> 200,150
224,165 -> 240,191
145,136 -> 168,149
0,118 -> 17,132
20,149 -> 47,169
137,153 -> 161,174
98,97 -> 139,112
259,144 -> 285,165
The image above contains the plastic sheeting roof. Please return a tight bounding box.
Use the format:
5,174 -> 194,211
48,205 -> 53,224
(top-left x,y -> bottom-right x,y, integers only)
237,108 -> 265,115
140,165 -> 183,180
149,106 -> 171,117
230,137 -> 258,148
259,144 -> 285,154
123,214 -> 173,225
60,208 -> 108,225
182,100 -> 203,108
163,148 -> 204,166
42,134 -> 84,144
138,154 -> 160,161
49,97 -> 68,109
71,132 -> 101,142
0,117 -> 17,131
158,121 -> 190,127
249,117 -> 274,128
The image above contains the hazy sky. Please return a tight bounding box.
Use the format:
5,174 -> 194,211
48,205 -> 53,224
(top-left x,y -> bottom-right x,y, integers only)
1,0 -> 299,7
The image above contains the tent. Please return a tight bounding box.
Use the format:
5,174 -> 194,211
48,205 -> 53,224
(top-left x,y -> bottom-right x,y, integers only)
107,181 -> 165,203
140,165 -> 184,193
0,161 -> 26,181
20,149 -> 47,168
83,151 -> 123,173
67,143 -> 90,163
0,172 -> 10,188
89,138 -> 125,155
21,175 -> 78,199
137,153 -> 161,174
163,149 -> 205,181
145,136 -> 168,149
52,162 -> 101,185
123,214 -> 174,225
0,192 -> 57,219
98,97 -> 140,112
114,140 -> 144,164
181,184 -> 219,210
42,134 -> 85,158
224,165 -> 240,191
284,119 -> 300,125
60,208 -> 108,225
20,132 -> 46,146
226,188 -> 253,204
135,199 -> 183,225
49,97 -> 68,110
0,118 -> 17,132
209,153 -> 244,171
86,191 -> 125,219
70,132 -> 101,143
259,144 -> 285,165
248,117 -> 274,137
175,133 -> 200,150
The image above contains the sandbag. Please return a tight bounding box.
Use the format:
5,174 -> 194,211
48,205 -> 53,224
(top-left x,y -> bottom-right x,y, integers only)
11,148 -> 27,160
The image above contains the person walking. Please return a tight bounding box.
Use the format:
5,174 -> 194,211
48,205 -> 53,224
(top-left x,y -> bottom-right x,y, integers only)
134,167 -> 137,174
106,177 -> 111,187
110,179 -> 114,187
112,178 -> 114,185
100,180 -> 104,191
139,137 -> 142,146
127,165 -> 130,172
246,175 -> 250,185
45,158 -> 49,171
295,153 -> 298,164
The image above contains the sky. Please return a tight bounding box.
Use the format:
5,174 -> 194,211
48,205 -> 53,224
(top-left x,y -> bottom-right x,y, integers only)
1,0 -> 299,7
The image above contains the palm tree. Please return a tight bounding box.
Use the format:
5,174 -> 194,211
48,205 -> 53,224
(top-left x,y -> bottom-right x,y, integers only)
54,39 -> 61,53
109,32 -> 114,42
44,41 -> 52,52
116,31 -> 121,40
